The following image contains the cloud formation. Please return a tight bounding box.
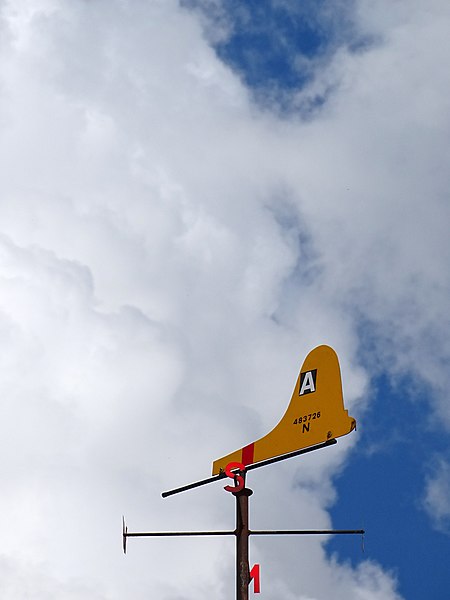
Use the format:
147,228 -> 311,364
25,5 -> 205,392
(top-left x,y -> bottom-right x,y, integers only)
424,458 -> 450,534
1,0 -> 449,598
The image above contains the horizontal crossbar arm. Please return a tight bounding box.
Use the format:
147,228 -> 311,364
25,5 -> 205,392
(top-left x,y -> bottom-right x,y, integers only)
122,527 -> 364,553
124,528 -> 364,538
122,524 -> 234,554
124,530 -> 235,537
161,439 -> 337,498
251,529 -> 365,536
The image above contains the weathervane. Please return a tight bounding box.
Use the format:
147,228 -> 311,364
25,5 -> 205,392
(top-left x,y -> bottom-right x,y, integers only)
123,345 -> 364,599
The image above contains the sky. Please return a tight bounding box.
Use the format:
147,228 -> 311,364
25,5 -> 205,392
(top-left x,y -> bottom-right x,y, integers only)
0,0 -> 450,599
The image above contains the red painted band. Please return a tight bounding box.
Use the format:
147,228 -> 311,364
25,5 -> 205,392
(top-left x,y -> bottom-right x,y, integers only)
242,443 -> 254,466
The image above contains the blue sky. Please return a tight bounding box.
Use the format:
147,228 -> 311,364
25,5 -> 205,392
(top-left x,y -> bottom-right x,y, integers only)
186,0 -> 368,109
329,374 -> 450,599
0,1 -> 449,599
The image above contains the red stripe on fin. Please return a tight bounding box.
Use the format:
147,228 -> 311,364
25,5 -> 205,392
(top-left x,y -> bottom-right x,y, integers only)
242,443 -> 254,466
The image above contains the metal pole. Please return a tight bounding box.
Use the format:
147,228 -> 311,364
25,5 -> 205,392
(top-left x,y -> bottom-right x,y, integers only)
234,477 -> 253,600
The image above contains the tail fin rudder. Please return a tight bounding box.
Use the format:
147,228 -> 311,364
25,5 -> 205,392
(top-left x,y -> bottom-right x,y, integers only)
212,345 -> 356,475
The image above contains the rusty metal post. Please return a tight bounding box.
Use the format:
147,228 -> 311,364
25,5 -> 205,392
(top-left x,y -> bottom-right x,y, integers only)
234,478 -> 253,600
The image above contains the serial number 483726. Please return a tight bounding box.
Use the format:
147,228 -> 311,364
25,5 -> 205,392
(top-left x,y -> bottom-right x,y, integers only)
293,412 -> 321,424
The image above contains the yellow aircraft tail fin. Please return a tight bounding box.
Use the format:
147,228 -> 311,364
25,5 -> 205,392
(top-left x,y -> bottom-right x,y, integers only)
212,345 -> 356,475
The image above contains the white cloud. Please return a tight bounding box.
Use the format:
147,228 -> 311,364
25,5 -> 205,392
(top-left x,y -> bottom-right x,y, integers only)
423,459 -> 450,534
281,0 -> 450,420
1,0 -> 449,598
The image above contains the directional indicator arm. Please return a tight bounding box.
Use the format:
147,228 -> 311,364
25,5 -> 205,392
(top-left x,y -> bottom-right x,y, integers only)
161,472 -> 225,498
162,438 -> 337,498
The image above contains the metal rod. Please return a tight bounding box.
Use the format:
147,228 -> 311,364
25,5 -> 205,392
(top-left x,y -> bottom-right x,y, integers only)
161,439 -> 337,498
235,477 -> 252,600
124,530 -> 234,537
123,528 -> 364,538
161,473 -> 225,498
244,438 -> 337,473
250,529 -> 365,535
